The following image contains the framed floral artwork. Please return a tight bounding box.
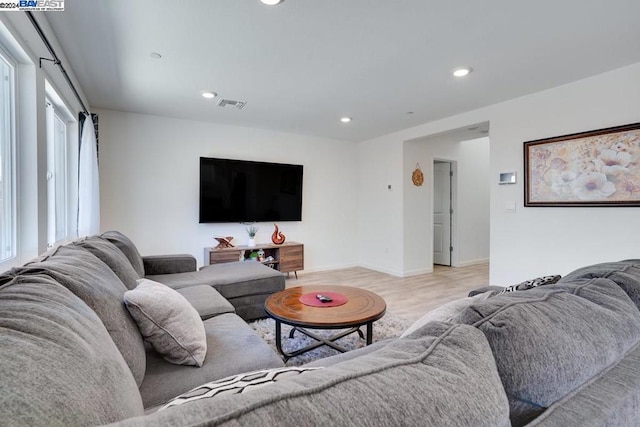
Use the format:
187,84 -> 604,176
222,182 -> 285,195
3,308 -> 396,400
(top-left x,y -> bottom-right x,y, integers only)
524,122 -> 640,207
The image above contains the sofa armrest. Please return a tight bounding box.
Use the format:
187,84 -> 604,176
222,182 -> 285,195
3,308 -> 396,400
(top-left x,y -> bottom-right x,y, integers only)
143,255 -> 197,275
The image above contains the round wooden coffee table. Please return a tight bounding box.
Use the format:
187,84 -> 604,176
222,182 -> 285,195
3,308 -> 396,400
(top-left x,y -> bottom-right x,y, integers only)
264,285 -> 386,361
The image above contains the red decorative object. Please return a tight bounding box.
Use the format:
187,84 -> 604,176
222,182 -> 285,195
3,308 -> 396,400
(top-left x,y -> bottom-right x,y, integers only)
299,292 -> 348,308
271,223 -> 286,245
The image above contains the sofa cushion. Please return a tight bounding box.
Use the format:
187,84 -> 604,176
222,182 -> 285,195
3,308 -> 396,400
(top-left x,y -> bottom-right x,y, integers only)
559,259 -> 640,310
0,274 -> 144,426
400,290 -> 494,337
101,230 -> 146,277
116,322 -> 511,426
224,293 -> 276,321
124,278 -> 207,367
175,285 -> 235,319
526,340 -> 640,427
147,261 -> 284,299
455,277 -> 640,426
16,245 -> 147,386
74,236 -> 142,289
139,313 -> 285,409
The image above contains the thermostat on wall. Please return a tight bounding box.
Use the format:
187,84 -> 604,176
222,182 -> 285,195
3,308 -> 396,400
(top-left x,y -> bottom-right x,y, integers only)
499,172 -> 516,185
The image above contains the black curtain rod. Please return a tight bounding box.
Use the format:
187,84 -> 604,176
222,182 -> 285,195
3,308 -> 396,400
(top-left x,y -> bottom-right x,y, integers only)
25,11 -> 89,115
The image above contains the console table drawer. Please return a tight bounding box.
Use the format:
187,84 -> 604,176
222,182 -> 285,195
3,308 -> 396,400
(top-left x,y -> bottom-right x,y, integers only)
209,251 -> 242,264
278,244 -> 304,273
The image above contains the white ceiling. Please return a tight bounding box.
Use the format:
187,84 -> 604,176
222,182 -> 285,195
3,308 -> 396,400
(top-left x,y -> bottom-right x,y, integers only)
40,0 -> 640,142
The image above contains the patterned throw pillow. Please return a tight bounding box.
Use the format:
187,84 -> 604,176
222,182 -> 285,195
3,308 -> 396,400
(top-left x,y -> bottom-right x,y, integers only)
161,366 -> 323,410
498,275 -> 561,294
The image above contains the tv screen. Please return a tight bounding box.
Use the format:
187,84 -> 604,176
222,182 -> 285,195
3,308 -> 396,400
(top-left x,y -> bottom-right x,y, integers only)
199,157 -> 303,223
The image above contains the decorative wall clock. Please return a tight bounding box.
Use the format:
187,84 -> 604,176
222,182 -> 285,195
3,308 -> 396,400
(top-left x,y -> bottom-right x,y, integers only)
412,163 -> 424,186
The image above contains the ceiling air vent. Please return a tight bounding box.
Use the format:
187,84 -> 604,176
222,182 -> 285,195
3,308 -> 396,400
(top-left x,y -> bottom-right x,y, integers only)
217,99 -> 247,109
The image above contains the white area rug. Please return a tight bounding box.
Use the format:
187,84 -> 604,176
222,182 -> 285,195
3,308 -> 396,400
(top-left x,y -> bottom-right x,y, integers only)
250,313 -> 412,366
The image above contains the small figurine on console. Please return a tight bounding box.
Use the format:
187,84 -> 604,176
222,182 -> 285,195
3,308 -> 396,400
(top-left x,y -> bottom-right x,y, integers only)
271,224 -> 286,245
213,236 -> 235,249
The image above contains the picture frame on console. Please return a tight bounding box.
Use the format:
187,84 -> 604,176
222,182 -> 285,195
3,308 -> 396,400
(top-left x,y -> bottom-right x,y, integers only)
524,122 -> 640,207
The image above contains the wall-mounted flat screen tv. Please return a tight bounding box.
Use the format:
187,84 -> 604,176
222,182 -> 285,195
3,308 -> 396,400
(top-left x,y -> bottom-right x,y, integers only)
199,157 -> 303,223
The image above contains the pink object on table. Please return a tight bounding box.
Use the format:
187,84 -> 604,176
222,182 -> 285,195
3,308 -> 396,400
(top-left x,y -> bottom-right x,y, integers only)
299,292 -> 348,308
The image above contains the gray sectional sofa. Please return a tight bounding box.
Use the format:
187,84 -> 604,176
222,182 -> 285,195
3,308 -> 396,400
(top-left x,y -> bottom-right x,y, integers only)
0,231 -> 286,423
2,233 -> 640,426
100,231 -> 286,321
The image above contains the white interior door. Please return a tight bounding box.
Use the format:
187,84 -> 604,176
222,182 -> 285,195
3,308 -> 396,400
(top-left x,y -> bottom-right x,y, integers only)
433,161 -> 451,266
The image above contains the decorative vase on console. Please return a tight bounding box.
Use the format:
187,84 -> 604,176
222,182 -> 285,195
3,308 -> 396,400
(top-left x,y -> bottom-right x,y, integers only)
246,226 -> 258,247
271,223 -> 286,245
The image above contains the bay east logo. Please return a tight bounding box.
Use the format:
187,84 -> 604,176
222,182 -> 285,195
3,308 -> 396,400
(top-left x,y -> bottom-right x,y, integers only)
19,0 -> 64,10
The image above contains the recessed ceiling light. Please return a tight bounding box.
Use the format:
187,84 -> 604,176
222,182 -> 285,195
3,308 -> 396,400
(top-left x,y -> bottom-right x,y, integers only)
452,67 -> 472,77
340,117 -> 352,123
150,52 -> 162,59
201,91 -> 217,99
261,0 -> 284,5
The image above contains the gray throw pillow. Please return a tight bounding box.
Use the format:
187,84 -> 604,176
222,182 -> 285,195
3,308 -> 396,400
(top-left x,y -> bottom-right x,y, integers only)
124,278 -> 207,366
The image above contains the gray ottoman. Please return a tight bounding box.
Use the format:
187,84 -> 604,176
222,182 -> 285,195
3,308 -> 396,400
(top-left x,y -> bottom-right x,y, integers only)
147,261 -> 285,321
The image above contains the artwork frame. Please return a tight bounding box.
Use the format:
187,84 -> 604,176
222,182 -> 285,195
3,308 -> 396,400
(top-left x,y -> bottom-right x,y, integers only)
524,122 -> 640,207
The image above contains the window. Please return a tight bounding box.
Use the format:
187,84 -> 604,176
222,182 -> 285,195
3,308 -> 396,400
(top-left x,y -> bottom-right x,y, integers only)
46,100 -> 68,245
45,82 -> 76,247
0,48 -> 16,262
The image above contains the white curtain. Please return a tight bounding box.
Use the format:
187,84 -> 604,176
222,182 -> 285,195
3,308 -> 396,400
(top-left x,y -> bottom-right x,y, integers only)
77,114 -> 100,236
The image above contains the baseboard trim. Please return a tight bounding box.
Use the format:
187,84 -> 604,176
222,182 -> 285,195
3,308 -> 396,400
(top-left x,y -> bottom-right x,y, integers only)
456,258 -> 490,268
357,263 -> 404,278
297,263 -> 359,275
400,267 -> 434,277
293,260 -> 485,278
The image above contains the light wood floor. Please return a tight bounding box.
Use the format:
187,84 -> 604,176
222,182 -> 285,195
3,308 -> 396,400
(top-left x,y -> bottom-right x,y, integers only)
286,263 -> 489,322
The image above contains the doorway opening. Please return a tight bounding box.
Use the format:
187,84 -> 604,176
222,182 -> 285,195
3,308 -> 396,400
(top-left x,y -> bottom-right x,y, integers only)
433,160 -> 454,267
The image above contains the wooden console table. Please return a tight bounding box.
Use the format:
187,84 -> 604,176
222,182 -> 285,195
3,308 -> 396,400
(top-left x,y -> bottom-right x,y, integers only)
204,242 -> 304,278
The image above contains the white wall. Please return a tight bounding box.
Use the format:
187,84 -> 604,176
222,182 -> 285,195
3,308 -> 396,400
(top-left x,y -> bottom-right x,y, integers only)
357,138 -> 404,276
97,109 -> 359,271
357,62 -> 640,283
488,63 -> 640,284
402,135 -> 490,276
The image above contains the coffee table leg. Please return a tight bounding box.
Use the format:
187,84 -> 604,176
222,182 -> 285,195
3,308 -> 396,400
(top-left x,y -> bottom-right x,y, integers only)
275,319 -> 285,357
271,321 -> 377,362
